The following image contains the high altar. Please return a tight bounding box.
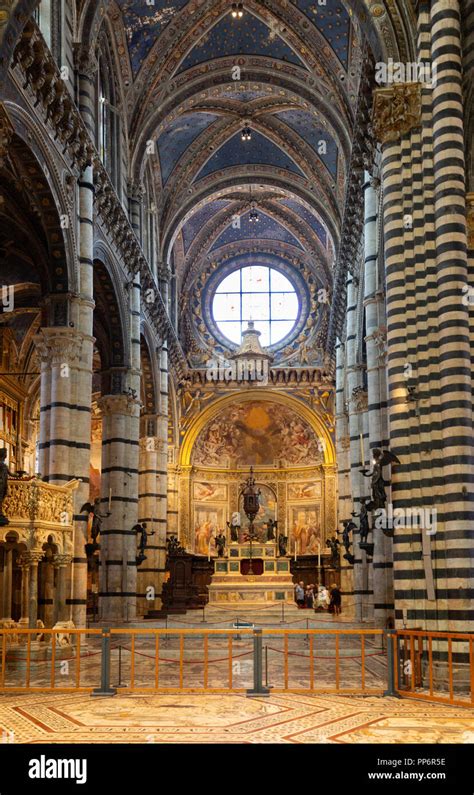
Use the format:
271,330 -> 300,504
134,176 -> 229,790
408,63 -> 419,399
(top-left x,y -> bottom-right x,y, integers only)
207,541 -> 294,604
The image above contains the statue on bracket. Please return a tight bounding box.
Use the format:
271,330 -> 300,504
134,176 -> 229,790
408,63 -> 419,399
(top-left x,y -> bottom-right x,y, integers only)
340,519 -> 356,565
326,536 -> 341,568
134,522 -> 155,565
80,498 -> 111,553
353,497 -> 371,543
166,535 -> 186,556
361,448 -> 400,510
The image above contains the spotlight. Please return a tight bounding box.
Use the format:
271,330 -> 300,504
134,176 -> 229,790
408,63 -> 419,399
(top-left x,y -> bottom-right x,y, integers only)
231,2 -> 243,17
241,126 -> 252,141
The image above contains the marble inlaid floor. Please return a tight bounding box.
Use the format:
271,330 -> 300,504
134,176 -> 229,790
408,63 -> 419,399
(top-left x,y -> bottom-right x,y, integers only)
0,691 -> 473,744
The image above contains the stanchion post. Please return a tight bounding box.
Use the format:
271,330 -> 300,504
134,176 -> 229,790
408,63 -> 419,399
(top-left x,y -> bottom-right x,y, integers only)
92,630 -> 117,697
247,629 -> 270,697
383,630 -> 401,698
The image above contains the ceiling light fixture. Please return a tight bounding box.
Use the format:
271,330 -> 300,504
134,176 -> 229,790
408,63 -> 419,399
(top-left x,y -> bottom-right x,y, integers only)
241,125 -> 252,141
231,2 -> 243,18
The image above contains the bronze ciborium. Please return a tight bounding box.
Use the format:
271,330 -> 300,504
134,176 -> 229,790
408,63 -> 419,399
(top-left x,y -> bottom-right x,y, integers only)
241,467 -> 261,575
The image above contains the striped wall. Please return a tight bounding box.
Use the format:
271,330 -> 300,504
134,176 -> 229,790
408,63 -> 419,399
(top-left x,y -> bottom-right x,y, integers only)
372,0 -> 474,632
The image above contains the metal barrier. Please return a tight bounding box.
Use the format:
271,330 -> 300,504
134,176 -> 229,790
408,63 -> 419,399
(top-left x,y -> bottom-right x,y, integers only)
391,630 -> 474,708
0,628 -> 102,692
0,627 -> 385,695
10,626 -> 474,701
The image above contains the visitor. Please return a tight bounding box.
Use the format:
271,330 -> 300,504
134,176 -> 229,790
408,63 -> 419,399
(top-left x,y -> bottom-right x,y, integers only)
329,583 -> 342,617
315,584 -> 329,611
295,581 -> 305,608
305,584 -> 314,609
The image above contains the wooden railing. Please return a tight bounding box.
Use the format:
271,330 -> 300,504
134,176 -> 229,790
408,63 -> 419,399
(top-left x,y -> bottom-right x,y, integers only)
392,630 -> 474,708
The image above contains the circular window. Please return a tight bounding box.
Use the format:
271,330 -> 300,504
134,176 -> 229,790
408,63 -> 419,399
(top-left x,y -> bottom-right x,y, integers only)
211,265 -> 299,348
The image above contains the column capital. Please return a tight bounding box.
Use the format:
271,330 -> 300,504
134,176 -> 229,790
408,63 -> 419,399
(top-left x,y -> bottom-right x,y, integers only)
21,551 -> 44,567
33,327 -> 88,366
98,393 -> 141,417
53,554 -> 72,568
127,179 -> 145,201
73,43 -> 99,75
372,83 -> 422,144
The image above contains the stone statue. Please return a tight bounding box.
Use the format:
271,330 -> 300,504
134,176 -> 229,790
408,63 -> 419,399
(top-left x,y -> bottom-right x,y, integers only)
80,498 -> 110,546
215,532 -> 226,557
0,448 -> 12,526
266,518 -> 277,542
326,536 -> 340,568
278,533 -> 288,557
226,519 -> 239,543
361,449 -> 400,510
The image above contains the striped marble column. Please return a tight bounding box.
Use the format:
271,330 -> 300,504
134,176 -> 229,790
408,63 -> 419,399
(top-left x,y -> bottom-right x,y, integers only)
373,16 -> 474,631
34,326 -> 93,628
137,416 -> 168,615
98,392 -> 141,622
128,180 -> 143,242
74,45 -> 97,138
345,276 -> 369,621
363,173 -> 393,626
335,338 -> 354,614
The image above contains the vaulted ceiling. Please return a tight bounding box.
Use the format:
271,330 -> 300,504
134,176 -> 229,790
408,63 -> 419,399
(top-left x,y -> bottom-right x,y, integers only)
95,0 -> 407,363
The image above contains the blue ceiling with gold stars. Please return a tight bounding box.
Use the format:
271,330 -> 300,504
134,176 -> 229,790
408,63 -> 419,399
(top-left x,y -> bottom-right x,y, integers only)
195,130 -> 305,181
210,211 -> 303,251
278,198 -> 327,246
181,199 -> 232,252
275,110 -> 338,178
116,0 -> 352,76
117,0 -> 189,75
157,112 -> 219,185
292,0 -> 351,68
177,14 -> 306,73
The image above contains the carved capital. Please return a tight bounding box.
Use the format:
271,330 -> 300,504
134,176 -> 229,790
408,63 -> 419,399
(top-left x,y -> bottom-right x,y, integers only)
73,44 -> 98,75
98,393 -> 141,417
127,179 -> 145,201
22,551 -> 45,566
33,328 -> 85,367
372,83 -> 422,144
351,386 -> 368,413
52,553 -> 72,568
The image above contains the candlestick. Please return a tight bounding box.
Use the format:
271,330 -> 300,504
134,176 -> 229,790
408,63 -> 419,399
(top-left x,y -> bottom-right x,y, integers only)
108,487 -> 112,512
359,432 -> 365,468
294,540 -> 298,562
208,541 -> 211,562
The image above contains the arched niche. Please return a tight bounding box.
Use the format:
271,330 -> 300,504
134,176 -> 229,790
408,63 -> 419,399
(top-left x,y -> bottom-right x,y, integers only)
178,390 -> 336,555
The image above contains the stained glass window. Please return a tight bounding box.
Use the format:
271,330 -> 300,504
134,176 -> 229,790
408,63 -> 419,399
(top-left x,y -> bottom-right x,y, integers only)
212,266 -> 299,347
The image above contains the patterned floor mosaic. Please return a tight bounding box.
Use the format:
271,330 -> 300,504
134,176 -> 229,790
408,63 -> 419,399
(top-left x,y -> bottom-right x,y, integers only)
0,692 -> 473,744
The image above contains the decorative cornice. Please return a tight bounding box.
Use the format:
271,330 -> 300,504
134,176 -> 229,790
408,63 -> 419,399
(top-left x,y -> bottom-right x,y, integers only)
372,83 -> 422,144
12,21 -> 95,171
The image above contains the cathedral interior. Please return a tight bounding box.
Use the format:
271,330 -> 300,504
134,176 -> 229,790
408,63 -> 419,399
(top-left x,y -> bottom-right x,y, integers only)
0,0 -> 473,749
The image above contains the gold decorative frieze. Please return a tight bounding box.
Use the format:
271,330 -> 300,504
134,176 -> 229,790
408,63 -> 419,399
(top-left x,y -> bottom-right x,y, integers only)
372,83 -> 422,144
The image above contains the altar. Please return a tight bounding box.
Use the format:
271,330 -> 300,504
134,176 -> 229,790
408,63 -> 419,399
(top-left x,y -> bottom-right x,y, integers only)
207,542 -> 295,604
